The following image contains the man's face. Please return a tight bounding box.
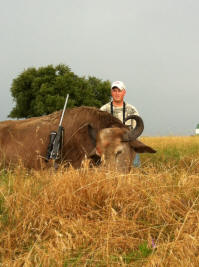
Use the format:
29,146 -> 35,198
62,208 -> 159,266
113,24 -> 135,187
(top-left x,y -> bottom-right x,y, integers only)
111,87 -> 126,103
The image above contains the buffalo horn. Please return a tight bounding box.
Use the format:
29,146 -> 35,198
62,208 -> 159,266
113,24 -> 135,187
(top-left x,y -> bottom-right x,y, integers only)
122,115 -> 144,141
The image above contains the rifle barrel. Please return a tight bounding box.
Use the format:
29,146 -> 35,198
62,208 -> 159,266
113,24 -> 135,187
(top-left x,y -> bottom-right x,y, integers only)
59,94 -> 69,126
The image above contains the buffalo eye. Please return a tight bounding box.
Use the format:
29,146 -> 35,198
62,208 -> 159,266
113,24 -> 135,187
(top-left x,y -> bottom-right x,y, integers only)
115,150 -> 122,157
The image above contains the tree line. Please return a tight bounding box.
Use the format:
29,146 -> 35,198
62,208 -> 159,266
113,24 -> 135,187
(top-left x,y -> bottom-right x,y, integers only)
9,64 -> 111,118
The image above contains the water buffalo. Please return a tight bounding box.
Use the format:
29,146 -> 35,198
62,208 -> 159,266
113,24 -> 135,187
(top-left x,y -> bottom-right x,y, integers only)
0,106 -> 156,172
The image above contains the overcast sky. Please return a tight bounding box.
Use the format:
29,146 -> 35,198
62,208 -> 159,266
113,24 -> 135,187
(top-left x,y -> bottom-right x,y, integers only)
1,0 -> 198,136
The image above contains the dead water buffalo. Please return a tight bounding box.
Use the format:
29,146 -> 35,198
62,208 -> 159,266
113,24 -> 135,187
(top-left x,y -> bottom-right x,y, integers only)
0,106 -> 156,172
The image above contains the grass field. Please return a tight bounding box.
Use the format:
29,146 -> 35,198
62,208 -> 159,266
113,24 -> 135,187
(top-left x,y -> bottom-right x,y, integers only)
0,136 -> 199,266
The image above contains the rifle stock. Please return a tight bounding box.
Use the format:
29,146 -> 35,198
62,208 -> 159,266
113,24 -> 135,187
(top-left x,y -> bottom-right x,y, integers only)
50,126 -> 64,160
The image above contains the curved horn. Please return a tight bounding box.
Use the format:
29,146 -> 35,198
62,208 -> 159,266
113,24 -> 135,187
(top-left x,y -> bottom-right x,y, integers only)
123,115 -> 144,141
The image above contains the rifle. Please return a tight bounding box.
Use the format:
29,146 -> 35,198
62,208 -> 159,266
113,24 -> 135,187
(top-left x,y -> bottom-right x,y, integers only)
46,94 -> 69,161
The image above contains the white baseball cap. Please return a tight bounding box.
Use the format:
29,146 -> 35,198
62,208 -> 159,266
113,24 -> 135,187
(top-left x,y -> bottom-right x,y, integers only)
111,81 -> 126,91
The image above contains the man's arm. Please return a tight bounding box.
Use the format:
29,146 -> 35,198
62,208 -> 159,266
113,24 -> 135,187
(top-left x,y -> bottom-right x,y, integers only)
100,103 -> 110,112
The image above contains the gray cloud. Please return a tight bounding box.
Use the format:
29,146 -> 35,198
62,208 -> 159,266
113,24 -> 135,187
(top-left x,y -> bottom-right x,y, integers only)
1,0 -> 198,135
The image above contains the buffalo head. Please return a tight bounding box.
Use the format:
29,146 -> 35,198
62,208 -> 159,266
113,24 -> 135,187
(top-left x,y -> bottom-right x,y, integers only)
88,115 -> 156,172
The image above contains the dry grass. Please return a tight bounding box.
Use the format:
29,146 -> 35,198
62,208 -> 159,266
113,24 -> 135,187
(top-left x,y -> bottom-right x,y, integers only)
0,136 -> 199,266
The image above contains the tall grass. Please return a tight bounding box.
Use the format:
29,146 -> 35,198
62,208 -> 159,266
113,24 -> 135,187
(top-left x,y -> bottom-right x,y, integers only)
0,136 -> 199,266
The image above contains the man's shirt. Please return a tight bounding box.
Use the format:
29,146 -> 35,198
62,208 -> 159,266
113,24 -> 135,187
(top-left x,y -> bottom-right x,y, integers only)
100,102 -> 139,129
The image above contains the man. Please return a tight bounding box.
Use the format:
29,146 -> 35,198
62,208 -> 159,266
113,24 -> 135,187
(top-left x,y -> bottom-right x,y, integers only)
100,80 -> 141,167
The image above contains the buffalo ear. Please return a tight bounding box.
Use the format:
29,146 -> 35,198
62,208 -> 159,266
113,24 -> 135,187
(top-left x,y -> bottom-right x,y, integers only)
87,124 -> 97,146
130,140 -> 156,153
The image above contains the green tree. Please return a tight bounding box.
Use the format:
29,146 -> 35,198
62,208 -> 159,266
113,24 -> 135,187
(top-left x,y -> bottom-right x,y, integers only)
9,64 -> 111,118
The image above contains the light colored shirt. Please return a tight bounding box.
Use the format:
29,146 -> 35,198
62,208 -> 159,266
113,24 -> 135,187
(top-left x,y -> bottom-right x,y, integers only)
100,102 -> 139,129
